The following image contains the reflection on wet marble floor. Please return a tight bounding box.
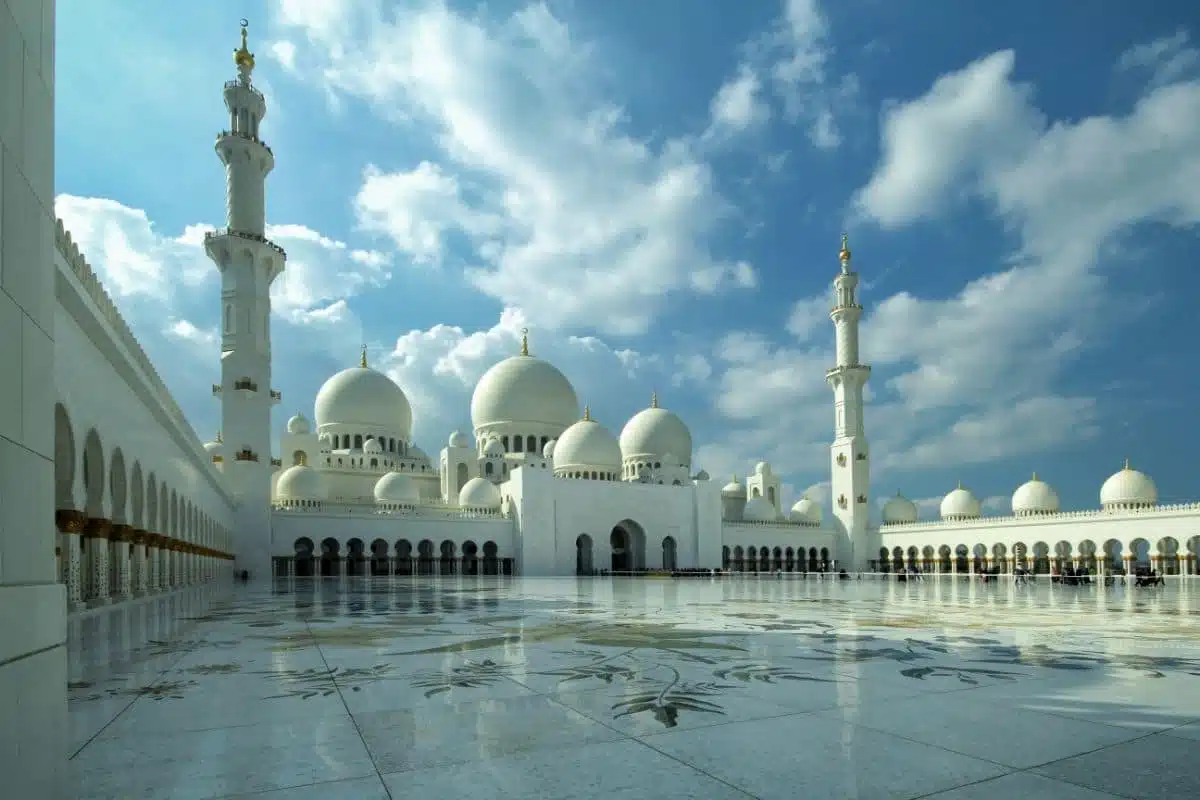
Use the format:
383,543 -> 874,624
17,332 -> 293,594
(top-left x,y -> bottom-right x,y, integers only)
67,577 -> 1200,799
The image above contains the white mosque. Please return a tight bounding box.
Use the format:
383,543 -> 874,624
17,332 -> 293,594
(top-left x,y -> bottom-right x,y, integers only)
199,25 -> 1199,580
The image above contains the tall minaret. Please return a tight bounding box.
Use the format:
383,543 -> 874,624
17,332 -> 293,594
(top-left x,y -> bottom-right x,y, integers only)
203,21 -> 285,578
826,234 -> 871,569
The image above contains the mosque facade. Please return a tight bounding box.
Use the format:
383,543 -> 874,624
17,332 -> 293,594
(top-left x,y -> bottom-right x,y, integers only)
201,27 -> 1198,580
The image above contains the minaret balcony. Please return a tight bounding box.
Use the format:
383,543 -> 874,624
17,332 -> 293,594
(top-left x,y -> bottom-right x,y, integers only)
234,448 -> 259,463
224,79 -> 264,100
233,378 -> 259,393
204,228 -> 287,260
212,383 -> 223,396
270,457 -> 282,468
215,130 -> 273,156
270,389 -> 282,404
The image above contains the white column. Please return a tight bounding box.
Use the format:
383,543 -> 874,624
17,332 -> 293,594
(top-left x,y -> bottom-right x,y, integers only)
86,520 -> 112,606
113,531 -> 132,601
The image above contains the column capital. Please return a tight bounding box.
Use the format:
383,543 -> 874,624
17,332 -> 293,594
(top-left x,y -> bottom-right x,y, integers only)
56,509 -> 88,534
83,517 -> 113,538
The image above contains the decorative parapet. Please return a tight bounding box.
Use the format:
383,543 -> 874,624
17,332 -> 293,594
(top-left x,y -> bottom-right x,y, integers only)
722,518 -> 823,529
203,227 -> 287,259
233,378 -> 258,392
234,448 -> 259,462
877,501 -> 1200,534
272,500 -> 506,521
53,219 -> 229,493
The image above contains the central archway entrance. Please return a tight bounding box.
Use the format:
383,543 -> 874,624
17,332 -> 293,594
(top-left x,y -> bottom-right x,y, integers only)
610,520 -> 647,572
576,534 -> 594,575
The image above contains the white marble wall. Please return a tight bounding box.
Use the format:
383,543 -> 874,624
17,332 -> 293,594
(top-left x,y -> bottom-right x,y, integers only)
0,1 -> 66,797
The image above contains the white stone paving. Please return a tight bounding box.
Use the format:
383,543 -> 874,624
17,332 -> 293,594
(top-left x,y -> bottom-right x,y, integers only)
67,576 -> 1200,799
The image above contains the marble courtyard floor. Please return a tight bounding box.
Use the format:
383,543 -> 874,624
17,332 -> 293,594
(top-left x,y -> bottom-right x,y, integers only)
66,577 -> 1200,800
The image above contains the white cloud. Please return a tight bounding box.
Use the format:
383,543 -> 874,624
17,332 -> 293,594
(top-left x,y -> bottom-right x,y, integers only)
273,0 -> 755,336
1117,30 -> 1199,88
706,66 -> 770,138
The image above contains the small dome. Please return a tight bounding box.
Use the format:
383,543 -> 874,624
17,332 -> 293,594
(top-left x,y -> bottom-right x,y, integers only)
373,471 -> 420,504
1100,460 -> 1157,510
276,465 -> 325,501
483,438 -> 506,458
940,482 -> 981,520
363,437 -> 383,454
553,410 -> 622,473
754,461 -> 772,476
790,497 -> 822,525
743,495 -> 777,521
618,396 -> 692,466
882,492 -> 919,525
542,438 -> 557,458
1012,473 -> 1060,516
448,430 -> 470,449
470,345 -> 579,431
314,366 -> 413,437
693,469 -> 710,482
459,476 -> 502,509
721,476 -> 747,497
287,413 -> 310,435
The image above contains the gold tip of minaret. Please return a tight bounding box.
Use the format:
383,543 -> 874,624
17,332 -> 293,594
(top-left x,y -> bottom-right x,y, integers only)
838,232 -> 851,264
520,327 -> 529,356
583,405 -> 591,421
234,19 -> 255,72
360,344 -> 368,368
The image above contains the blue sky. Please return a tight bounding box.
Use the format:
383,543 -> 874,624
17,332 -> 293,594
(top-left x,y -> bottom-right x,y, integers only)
53,0 -> 1200,520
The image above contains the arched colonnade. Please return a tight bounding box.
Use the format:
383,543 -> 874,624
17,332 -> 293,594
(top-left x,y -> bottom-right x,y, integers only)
279,537 -> 514,578
874,536 -> 1200,576
53,403 -> 234,610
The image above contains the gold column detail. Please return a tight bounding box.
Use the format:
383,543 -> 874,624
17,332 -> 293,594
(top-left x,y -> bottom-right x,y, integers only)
83,518 -> 113,539
55,509 -> 88,534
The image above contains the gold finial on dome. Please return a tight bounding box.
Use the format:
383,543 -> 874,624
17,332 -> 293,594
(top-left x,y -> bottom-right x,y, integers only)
1031,471 -> 1038,481
583,405 -> 591,421
520,327 -> 529,356
234,19 -> 255,72
651,391 -> 658,409
360,344 -> 368,368
956,479 -> 963,490
839,232 -> 851,264
1123,457 -> 1131,470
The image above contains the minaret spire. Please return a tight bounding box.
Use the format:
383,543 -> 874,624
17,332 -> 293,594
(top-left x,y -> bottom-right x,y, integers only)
826,232 -> 871,571
204,20 -> 285,578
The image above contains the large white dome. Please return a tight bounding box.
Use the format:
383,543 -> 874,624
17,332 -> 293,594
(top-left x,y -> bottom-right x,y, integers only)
373,471 -> 419,504
553,410 -> 622,472
314,366 -> 413,436
790,497 -> 822,525
1100,460 -> 1157,509
618,395 -> 692,465
1012,473 -> 1060,516
459,476 -> 502,509
940,483 -> 981,520
743,495 -> 777,522
470,347 -> 579,431
882,492 -> 919,525
276,465 -> 325,501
